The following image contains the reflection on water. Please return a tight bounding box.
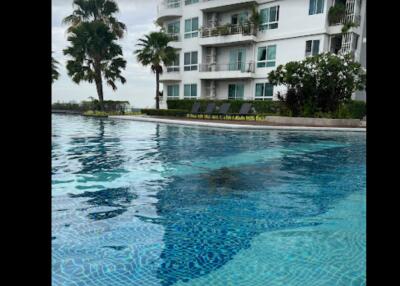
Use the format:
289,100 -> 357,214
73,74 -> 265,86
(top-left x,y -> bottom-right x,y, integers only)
69,187 -> 138,220
52,115 -> 366,286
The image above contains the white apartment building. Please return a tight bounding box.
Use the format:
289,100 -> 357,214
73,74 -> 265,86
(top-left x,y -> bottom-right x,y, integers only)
156,0 -> 366,108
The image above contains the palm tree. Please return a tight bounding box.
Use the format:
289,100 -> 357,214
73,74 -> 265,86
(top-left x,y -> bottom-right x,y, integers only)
63,0 -> 126,38
52,54 -> 60,83
63,21 -> 126,110
135,32 -> 177,110
63,0 -> 127,110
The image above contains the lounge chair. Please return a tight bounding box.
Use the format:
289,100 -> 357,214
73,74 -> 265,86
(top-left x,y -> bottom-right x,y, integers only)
213,103 -> 231,119
198,103 -> 216,119
189,102 -> 201,118
227,103 -> 257,120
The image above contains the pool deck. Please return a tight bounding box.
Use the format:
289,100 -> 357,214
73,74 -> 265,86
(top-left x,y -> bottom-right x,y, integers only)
109,115 -> 366,132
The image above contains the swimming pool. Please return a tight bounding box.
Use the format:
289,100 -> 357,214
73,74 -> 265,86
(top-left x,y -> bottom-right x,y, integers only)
52,114 -> 366,286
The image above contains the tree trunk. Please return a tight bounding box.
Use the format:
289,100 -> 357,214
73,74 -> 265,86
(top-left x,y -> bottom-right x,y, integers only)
155,71 -> 160,110
94,63 -> 104,111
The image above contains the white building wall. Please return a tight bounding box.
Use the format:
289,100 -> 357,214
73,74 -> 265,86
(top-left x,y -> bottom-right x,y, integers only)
158,0 -> 366,108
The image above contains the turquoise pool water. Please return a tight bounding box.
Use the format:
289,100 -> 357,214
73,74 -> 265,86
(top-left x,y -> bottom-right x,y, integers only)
52,114 -> 366,286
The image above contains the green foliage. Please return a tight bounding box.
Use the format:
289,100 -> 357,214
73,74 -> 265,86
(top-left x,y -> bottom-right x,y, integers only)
63,21 -> 127,87
83,110 -> 141,117
166,99 -> 285,114
328,2 -> 346,25
249,5 -> 261,29
141,108 -> 188,117
335,100 -> 366,119
135,32 -> 177,73
134,31 -> 178,109
83,110 -> 109,117
52,100 -> 130,112
63,0 -> 127,110
52,54 -> 60,83
52,102 -> 82,111
268,52 -> 366,115
341,21 -> 358,33
63,0 -> 126,39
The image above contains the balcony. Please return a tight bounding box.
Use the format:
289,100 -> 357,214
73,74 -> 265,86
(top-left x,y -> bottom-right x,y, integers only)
200,0 -> 256,12
330,32 -> 360,58
156,0 -> 182,24
328,0 -> 361,34
160,68 -> 181,82
167,33 -> 182,49
199,23 -> 257,46
199,62 -> 254,80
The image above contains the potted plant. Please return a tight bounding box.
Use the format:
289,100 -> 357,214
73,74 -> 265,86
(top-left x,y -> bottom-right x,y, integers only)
328,2 -> 346,25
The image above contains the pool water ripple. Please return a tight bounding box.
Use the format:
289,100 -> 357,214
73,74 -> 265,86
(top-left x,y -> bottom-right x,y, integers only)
52,114 -> 365,286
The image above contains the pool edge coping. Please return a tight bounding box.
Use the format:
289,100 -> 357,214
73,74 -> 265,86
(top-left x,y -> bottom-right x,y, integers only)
108,116 -> 366,132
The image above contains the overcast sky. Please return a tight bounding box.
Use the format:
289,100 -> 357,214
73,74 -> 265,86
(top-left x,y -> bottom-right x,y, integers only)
52,0 -> 159,108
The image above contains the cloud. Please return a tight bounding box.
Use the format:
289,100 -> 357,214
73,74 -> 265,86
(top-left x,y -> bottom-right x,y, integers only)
52,0 -> 160,108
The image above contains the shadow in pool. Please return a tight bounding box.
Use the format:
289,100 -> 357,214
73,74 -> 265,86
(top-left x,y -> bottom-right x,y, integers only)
149,140 -> 365,286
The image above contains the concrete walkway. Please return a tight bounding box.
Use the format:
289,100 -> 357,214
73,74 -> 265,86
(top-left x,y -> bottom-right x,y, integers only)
109,115 -> 366,132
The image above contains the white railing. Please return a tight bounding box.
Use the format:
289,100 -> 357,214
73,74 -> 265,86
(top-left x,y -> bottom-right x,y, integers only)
330,0 -> 361,26
199,62 -> 255,73
201,23 -> 256,38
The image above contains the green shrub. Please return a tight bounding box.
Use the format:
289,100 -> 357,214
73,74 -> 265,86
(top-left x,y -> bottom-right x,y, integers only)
268,53 -> 366,115
52,102 -> 82,111
53,100 -> 130,112
167,99 -> 284,114
336,101 -> 366,119
83,111 -> 109,117
141,108 -> 188,117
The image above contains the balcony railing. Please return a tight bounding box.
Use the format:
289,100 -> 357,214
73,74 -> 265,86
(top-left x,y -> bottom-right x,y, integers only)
329,0 -> 361,26
167,33 -> 181,42
166,66 -> 180,72
200,62 -> 255,73
200,23 -> 256,38
161,0 -> 181,9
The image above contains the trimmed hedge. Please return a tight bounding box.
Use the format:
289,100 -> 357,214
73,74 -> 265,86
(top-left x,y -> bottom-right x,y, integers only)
141,108 -> 188,117
167,99 -> 366,119
52,100 -> 130,112
167,99 -> 285,114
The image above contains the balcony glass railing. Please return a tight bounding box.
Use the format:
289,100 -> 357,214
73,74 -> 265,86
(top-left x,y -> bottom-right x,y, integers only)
166,66 -> 180,72
167,33 -> 181,42
164,0 -> 181,9
199,62 -> 255,73
201,23 -> 256,38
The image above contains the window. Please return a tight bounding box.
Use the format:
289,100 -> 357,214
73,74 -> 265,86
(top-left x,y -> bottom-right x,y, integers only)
257,45 -> 276,67
185,0 -> 198,5
352,34 -> 359,50
305,40 -> 320,56
228,84 -> 244,100
184,51 -> 198,71
184,84 -> 197,98
260,6 -> 279,30
184,17 -> 198,38
255,83 -> 273,100
231,11 -> 248,25
167,0 -> 180,8
229,48 -> 246,71
309,0 -> 324,15
167,21 -> 180,34
167,85 -> 180,98
167,54 -> 180,72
